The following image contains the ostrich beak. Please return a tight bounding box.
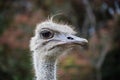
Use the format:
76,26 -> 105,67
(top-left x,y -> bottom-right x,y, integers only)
49,34 -> 88,50
66,35 -> 88,46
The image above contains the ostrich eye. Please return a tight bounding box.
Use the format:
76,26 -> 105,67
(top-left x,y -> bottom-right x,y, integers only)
40,29 -> 54,39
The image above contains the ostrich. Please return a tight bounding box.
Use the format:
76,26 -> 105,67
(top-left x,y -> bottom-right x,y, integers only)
30,20 -> 88,80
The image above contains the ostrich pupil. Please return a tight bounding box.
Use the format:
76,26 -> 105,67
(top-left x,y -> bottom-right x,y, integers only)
40,30 -> 53,39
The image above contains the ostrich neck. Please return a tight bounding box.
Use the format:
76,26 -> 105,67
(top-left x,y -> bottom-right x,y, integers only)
33,52 -> 57,80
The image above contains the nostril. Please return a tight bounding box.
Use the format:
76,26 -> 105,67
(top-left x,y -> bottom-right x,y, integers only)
67,37 -> 74,40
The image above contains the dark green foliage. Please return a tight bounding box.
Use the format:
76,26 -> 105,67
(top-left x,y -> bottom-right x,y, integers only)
0,45 -> 33,80
101,48 -> 120,80
0,14 -> 12,35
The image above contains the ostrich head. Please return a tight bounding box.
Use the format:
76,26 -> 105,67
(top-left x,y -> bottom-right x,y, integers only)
30,20 -> 88,61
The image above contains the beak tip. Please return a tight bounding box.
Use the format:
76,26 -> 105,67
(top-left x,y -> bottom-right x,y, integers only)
83,39 -> 88,43
81,39 -> 88,47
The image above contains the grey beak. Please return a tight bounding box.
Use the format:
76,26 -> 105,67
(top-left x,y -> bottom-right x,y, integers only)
66,35 -> 88,46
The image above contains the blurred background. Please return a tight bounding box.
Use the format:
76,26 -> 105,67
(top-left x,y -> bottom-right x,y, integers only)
0,0 -> 120,80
